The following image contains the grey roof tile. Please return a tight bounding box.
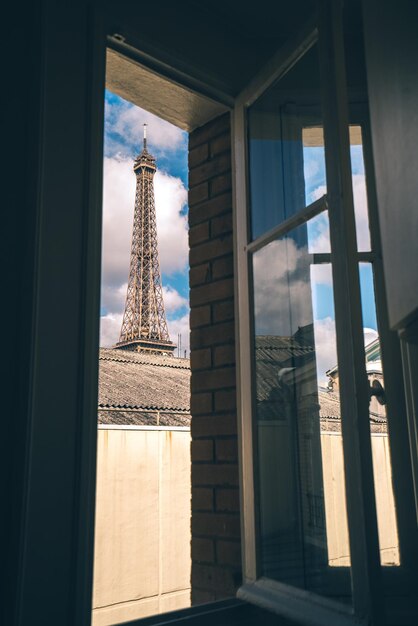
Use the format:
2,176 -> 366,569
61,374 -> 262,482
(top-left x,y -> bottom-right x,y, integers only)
98,348 -> 190,426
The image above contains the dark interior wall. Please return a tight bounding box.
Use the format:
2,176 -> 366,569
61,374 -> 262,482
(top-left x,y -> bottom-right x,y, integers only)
3,1 -> 243,620
2,3 -> 104,624
2,2 -> 43,623
188,114 -> 242,603
362,0 -> 418,332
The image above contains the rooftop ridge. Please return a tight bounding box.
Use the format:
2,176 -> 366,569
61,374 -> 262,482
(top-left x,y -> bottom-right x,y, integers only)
99,351 -> 190,370
98,403 -> 190,412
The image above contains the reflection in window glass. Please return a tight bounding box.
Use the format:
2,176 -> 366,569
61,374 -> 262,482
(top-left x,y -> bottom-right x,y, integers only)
359,263 -> 400,566
350,126 -> 371,251
307,211 -> 331,253
303,128 -> 330,253
303,127 -> 326,205
251,220 -> 352,603
248,44 -> 325,240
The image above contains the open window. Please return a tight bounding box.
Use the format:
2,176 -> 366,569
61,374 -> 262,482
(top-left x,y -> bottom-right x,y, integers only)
234,4 -> 418,625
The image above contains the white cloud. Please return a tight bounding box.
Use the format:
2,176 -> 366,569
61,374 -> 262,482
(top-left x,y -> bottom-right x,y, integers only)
101,157 -> 136,295
311,175 -> 371,251
154,171 -> 188,274
313,316 -> 338,384
100,313 -> 123,348
308,184 -> 332,261
308,212 -> 331,254
101,157 -> 188,318
304,157 -> 320,182
311,184 -> 327,202
314,320 -> 379,385
101,282 -> 128,316
105,99 -> 186,157
352,174 -> 371,251
162,286 -> 189,313
311,260 -> 333,288
252,235 -> 377,385
167,313 -> 190,358
253,237 -> 312,336
363,327 -> 378,347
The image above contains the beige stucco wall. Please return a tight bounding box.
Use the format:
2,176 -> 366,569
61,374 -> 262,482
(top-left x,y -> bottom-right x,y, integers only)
92,425 -> 398,625
92,427 -> 191,626
322,432 -> 399,566
258,422 -> 399,569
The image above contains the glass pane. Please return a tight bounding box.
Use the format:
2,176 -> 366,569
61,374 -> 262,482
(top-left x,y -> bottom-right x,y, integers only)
252,217 -> 352,603
350,125 -> 371,251
359,263 -> 400,566
303,126 -> 327,206
248,44 -> 326,240
307,211 -> 331,253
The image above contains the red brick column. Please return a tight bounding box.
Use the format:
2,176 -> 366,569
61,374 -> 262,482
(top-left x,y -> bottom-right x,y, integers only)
188,113 -> 241,603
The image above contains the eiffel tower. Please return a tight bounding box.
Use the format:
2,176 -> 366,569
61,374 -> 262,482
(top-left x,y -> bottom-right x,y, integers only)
115,125 -> 176,355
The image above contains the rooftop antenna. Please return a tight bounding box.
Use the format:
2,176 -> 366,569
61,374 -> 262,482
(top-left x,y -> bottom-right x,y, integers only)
143,123 -> 147,150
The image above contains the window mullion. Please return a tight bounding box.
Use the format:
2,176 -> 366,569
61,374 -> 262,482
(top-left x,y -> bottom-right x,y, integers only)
318,1 -> 383,623
247,195 -> 327,255
233,102 -> 259,583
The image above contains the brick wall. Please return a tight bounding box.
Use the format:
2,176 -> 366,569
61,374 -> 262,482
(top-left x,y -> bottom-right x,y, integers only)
188,113 -> 241,604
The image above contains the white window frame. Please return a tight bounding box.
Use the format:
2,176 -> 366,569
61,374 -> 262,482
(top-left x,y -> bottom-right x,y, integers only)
232,3 -> 388,624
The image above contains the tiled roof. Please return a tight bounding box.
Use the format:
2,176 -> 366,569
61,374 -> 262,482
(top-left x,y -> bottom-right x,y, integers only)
254,334 -> 315,420
318,389 -> 341,419
319,389 -> 387,433
98,348 -> 190,426
98,410 -> 190,427
252,335 -> 387,433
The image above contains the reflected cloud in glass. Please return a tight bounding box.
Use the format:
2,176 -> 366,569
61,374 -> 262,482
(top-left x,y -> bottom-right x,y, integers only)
251,220 -> 352,601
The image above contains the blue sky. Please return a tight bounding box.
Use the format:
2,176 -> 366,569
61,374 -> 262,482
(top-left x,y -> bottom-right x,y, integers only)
304,141 -> 377,331
100,90 -> 190,353
307,140 -> 378,378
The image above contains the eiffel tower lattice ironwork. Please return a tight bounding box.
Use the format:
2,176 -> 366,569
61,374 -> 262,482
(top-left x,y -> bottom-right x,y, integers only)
115,125 -> 176,355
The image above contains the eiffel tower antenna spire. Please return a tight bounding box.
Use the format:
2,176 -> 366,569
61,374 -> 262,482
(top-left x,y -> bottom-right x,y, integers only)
115,128 -> 176,355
